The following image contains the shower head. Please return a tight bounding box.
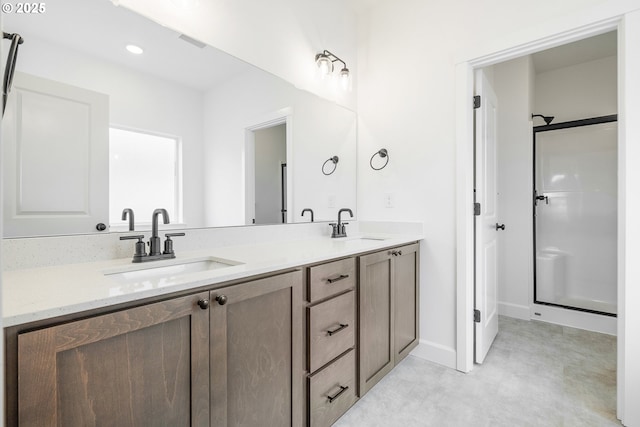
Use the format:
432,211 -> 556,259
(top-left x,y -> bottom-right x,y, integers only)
532,114 -> 554,125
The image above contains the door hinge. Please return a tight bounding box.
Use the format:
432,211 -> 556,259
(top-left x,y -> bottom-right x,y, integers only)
473,95 -> 481,109
474,202 -> 481,216
474,309 -> 481,323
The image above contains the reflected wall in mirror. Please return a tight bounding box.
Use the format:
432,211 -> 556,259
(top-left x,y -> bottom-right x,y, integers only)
2,0 -> 356,238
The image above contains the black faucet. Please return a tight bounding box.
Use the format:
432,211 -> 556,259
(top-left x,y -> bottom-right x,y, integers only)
150,208 -> 170,256
329,208 -> 353,238
301,208 -> 314,222
121,208 -> 135,231
119,208 -> 184,263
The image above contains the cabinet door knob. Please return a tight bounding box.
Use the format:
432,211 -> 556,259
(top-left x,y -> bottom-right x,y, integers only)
215,295 -> 228,305
197,299 -> 210,310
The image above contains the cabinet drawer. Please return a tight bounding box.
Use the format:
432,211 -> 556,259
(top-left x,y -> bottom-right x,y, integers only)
308,349 -> 357,427
308,291 -> 355,373
308,257 -> 355,302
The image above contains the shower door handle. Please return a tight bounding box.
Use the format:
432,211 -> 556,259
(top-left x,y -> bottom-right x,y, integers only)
535,194 -> 549,206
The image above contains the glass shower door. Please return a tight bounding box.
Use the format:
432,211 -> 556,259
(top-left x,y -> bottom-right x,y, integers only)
534,119 -> 617,315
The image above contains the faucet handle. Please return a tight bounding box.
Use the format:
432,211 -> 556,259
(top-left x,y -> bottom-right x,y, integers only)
165,233 -> 186,238
120,234 -> 145,241
163,233 -> 185,256
120,235 -> 147,261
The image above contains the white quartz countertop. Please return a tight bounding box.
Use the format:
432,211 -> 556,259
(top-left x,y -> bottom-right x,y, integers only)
3,233 -> 422,327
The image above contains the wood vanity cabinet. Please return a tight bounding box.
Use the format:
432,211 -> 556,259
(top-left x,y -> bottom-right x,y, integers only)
7,243 -> 420,427
358,243 -> 420,396
305,258 -> 358,427
209,270 -> 303,427
8,270 -> 303,427
14,291 -> 211,427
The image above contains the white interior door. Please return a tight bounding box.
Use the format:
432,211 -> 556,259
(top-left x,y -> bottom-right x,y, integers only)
474,70 -> 499,364
2,72 -> 109,237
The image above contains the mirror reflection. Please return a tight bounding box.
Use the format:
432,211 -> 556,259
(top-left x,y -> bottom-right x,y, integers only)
2,0 -> 356,238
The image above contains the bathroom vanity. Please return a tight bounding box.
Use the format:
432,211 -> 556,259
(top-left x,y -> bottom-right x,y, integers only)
3,236 -> 420,426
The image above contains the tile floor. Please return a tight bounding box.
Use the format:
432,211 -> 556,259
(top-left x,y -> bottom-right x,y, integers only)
334,316 -> 620,427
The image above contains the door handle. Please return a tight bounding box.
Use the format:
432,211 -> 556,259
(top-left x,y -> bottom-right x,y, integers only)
535,195 -> 549,205
495,223 -> 505,231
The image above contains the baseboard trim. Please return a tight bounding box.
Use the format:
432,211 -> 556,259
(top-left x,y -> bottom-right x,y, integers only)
498,301 -> 530,320
530,303 -> 617,335
410,339 -> 456,369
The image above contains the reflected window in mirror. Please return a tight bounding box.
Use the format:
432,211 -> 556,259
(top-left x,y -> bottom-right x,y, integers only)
109,127 -> 182,229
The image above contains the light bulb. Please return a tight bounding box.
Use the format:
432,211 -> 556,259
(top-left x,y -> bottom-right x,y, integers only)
339,67 -> 350,90
316,53 -> 333,77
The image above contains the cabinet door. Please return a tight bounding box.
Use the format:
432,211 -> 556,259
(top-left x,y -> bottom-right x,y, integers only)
3,72 -> 109,237
394,243 -> 420,363
210,270 -> 303,427
358,250 -> 394,396
17,292 -> 210,427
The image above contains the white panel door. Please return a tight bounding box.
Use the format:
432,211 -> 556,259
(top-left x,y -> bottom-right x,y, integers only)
2,72 -> 109,237
474,70 -> 499,364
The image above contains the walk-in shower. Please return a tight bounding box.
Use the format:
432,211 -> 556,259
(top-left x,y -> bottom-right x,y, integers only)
533,115 -> 617,316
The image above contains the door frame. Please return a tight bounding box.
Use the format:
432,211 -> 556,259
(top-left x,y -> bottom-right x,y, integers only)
455,11 -> 640,425
243,107 -> 293,225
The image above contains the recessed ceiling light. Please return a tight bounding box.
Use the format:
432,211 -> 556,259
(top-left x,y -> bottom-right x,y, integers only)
126,44 -> 144,55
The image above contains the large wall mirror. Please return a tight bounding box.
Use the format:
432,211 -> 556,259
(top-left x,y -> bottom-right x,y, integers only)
2,0 -> 357,238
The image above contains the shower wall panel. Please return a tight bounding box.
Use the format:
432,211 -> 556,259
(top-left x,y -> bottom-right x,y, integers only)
534,121 -> 617,314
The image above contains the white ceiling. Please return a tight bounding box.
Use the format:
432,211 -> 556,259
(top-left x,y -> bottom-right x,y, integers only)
4,1 -> 617,89
531,31 -> 617,74
3,0 -> 256,91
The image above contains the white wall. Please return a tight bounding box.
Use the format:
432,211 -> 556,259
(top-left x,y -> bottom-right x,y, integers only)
491,57 -> 535,320
356,0 -> 640,374
116,0 -> 358,111
536,55 -> 618,121
619,9 -> 640,425
13,36 -> 205,229
202,68 -> 357,227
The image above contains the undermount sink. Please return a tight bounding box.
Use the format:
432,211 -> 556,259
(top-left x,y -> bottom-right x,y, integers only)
104,257 -> 241,283
344,236 -> 388,241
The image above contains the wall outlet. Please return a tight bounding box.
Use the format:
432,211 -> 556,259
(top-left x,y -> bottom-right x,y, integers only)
384,193 -> 394,208
328,194 -> 336,208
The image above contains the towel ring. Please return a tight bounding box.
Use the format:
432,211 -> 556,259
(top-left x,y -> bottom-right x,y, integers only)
370,148 -> 389,170
322,155 -> 339,175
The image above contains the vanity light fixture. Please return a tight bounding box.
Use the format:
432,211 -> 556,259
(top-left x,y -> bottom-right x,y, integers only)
322,155 -> 339,176
126,44 -> 144,55
370,148 -> 389,170
315,49 -> 350,90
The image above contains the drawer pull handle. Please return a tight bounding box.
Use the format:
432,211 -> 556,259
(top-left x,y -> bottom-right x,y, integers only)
327,323 -> 349,336
327,274 -> 349,284
327,385 -> 349,403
